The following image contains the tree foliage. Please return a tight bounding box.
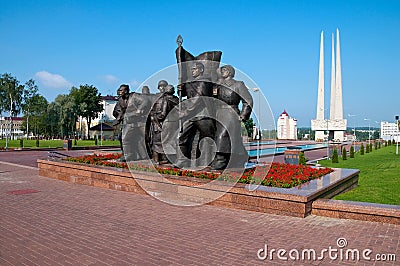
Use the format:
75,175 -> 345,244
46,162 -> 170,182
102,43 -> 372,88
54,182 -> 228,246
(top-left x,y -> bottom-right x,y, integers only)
54,94 -> 77,138
342,147 -> 347,160
332,148 -> 339,163
21,79 -> 39,135
298,151 -> 307,165
350,146 -> 355,158
244,117 -> 255,138
70,84 -> 103,138
1,73 -> 104,140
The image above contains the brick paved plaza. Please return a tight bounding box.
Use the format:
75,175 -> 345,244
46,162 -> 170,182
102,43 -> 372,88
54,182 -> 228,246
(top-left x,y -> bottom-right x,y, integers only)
0,150 -> 399,265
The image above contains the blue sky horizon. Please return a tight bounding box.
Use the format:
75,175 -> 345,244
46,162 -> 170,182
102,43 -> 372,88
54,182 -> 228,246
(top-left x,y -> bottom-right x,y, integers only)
1,0 -> 399,127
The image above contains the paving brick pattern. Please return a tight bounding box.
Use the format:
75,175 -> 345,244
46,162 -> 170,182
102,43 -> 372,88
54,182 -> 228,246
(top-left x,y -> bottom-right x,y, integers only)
0,152 -> 399,265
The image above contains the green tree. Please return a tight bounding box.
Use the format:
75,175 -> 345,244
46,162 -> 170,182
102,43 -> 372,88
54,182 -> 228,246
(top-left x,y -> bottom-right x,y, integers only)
21,79 -> 39,137
360,143 -> 365,155
350,146 -> 355,158
54,94 -> 77,138
244,117 -> 255,138
45,102 -> 61,138
374,141 -> 378,150
298,151 -> 307,165
332,148 -> 339,163
29,95 -> 48,137
70,85 -> 103,139
366,143 -> 370,153
0,73 -> 25,139
342,147 -> 347,160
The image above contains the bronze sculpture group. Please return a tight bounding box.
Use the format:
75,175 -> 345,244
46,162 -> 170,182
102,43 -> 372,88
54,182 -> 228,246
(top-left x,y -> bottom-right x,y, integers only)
113,37 -> 253,170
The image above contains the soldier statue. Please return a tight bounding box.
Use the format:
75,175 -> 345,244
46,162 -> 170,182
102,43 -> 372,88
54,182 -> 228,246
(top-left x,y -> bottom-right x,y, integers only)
122,86 -> 155,162
212,65 -> 253,170
176,62 -> 216,168
113,84 -> 130,153
150,83 -> 179,164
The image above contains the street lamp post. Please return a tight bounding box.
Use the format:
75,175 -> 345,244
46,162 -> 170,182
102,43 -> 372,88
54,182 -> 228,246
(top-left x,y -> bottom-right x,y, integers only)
326,119 -> 329,159
100,114 -> 103,147
395,115 -> 399,155
252,88 -> 261,163
5,94 -> 14,150
364,118 -> 371,146
100,101 -> 110,147
375,121 -> 381,140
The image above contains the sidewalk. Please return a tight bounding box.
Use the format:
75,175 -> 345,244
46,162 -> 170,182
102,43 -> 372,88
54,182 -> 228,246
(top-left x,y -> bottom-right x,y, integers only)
0,153 -> 399,265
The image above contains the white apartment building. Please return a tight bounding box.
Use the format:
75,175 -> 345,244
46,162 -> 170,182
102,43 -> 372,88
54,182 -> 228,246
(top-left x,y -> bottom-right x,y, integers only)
0,117 -> 24,138
380,121 -> 399,142
277,110 -> 297,140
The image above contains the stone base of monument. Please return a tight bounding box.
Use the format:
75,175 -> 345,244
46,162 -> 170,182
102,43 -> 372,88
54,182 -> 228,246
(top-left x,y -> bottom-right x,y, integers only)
37,159 -> 359,218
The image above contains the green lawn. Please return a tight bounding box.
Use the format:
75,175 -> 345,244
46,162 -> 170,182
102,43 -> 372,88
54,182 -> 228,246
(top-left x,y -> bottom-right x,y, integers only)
0,139 -> 120,149
319,145 -> 400,205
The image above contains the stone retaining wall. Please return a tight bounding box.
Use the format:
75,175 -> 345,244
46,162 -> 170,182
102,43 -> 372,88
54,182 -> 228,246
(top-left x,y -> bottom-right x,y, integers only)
38,159 -> 360,218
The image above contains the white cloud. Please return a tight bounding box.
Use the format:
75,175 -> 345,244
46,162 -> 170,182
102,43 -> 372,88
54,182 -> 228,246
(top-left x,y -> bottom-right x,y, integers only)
101,74 -> 119,85
34,71 -> 72,89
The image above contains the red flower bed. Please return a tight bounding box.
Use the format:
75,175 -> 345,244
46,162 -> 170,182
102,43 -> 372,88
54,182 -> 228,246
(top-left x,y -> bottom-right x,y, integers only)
65,154 -> 333,188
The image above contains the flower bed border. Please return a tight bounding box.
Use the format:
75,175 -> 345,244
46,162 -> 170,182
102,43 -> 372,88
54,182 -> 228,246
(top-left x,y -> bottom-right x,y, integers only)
37,159 -> 359,218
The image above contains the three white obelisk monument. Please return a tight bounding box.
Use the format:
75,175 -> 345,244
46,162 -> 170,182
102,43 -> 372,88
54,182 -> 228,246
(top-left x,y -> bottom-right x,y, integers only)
311,29 -> 347,142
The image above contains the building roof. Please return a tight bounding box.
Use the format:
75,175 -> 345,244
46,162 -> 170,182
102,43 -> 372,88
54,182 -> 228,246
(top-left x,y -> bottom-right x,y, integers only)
89,123 -> 114,131
280,109 -> 289,116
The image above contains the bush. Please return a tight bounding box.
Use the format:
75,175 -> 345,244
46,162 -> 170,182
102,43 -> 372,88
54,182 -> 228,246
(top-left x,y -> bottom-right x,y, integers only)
74,139 -> 77,146
388,140 -> 392,146
298,151 -> 307,165
366,143 -> 370,153
369,143 -> 372,153
342,147 -> 347,160
36,139 -> 39,147
19,139 -> 23,148
94,136 -> 98,146
378,142 -> 381,149
384,141 -> 387,147
374,142 -> 378,150
350,146 -> 355,158
332,148 -> 339,163
360,144 -> 365,155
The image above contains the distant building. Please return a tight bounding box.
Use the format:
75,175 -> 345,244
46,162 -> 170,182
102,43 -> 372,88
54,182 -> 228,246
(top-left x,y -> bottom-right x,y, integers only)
380,121 -> 399,142
76,95 -> 118,139
0,117 -> 24,138
277,110 -> 297,140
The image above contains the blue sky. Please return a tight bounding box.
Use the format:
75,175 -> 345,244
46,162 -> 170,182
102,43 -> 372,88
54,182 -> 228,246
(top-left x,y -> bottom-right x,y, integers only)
1,0 -> 399,127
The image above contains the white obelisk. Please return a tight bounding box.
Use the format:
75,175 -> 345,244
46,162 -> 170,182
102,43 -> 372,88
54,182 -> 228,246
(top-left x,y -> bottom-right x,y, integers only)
316,31 -> 324,121
335,28 -> 343,120
312,29 -> 347,142
312,31 -> 326,141
329,33 -> 336,120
